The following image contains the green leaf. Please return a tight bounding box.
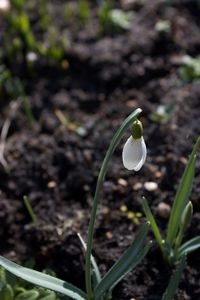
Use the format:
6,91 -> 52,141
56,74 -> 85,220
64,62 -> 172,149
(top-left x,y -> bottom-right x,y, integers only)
179,236 -> 200,255
174,202 -> 193,250
0,257 -> 86,300
39,294 -> 56,300
23,195 -> 37,224
36,288 -> 57,300
109,9 -> 133,30
0,284 -> 14,300
166,137 -> 200,246
15,290 -> 39,300
109,240 -> 152,291
94,223 -> 149,300
142,197 -> 164,252
161,255 -> 186,300
77,233 -> 101,287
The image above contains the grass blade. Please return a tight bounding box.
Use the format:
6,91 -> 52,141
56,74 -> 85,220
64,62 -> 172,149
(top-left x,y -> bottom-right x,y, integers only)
166,137 -> 200,247
77,233 -> 101,287
0,256 -> 86,300
94,223 -> 149,300
161,255 -> 186,300
142,197 -> 164,252
23,196 -> 37,225
179,236 -> 200,255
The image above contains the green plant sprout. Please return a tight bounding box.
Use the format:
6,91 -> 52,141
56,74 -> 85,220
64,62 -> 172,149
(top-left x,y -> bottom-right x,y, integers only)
179,55 -> 200,82
63,3 -> 74,22
78,0 -> 90,26
155,20 -> 171,34
22,97 -> 35,124
3,0 -> 68,70
142,136 -> 200,264
0,109 -> 152,300
63,1 -> 90,27
0,266 -> 63,299
150,104 -> 175,124
55,109 -> 87,137
0,65 -> 25,100
23,196 -> 37,225
98,0 -> 133,35
161,255 -> 186,300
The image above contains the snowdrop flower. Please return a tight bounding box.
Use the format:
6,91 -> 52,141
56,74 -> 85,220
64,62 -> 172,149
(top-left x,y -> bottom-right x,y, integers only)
0,0 -> 10,14
122,119 -> 146,171
26,52 -> 38,63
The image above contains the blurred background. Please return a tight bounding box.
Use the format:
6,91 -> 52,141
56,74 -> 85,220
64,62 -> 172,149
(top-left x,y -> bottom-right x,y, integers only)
0,0 -> 200,299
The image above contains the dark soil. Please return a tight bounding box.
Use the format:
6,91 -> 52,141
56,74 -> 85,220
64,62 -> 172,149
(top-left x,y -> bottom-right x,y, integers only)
0,0 -> 200,299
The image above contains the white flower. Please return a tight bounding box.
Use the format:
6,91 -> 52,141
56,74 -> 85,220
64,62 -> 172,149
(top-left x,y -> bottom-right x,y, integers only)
122,136 -> 146,171
0,0 -> 10,14
26,52 -> 38,63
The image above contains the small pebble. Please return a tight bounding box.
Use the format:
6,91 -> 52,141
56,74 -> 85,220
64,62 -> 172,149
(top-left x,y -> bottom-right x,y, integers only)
61,59 -> 69,70
101,206 -> 110,215
83,184 -> 90,191
118,178 -> 128,187
106,232 -> 113,239
56,228 -> 63,236
47,181 -> 57,188
120,205 -> 128,213
127,212 -> 135,219
126,100 -> 137,108
144,181 -> 158,192
171,124 -> 178,130
157,202 -> 171,219
180,157 -> 187,165
77,126 -> 87,136
133,182 -> 143,191
155,171 -> 162,178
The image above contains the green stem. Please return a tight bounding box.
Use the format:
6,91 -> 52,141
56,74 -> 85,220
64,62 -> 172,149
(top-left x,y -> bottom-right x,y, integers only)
142,197 -> 164,253
23,195 -> 37,225
85,108 -> 142,300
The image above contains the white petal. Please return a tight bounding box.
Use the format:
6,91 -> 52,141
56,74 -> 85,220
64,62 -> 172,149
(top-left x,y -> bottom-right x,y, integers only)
122,136 -> 146,171
0,0 -> 10,13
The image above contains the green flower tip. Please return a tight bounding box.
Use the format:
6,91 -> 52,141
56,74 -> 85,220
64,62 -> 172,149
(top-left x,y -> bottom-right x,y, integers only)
181,201 -> 193,228
131,119 -> 143,139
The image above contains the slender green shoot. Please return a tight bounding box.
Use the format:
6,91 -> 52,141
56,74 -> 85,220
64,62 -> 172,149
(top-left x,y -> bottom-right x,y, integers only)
143,136 -> 200,264
23,196 -> 37,225
23,97 -> 35,124
142,197 -> 164,253
167,137 -> 200,247
161,255 -> 186,300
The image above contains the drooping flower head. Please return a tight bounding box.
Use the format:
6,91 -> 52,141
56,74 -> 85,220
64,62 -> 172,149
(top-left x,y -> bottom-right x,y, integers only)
0,0 -> 10,14
122,119 -> 146,171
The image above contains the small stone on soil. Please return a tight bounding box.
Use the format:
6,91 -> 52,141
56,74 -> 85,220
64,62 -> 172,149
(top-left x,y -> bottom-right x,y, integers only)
144,181 -> 158,191
133,182 -> 143,190
126,100 -> 138,108
118,178 -> 128,187
180,156 -> 187,165
155,171 -> 162,178
157,202 -> 171,219
47,181 -> 57,188
106,232 -> 113,239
